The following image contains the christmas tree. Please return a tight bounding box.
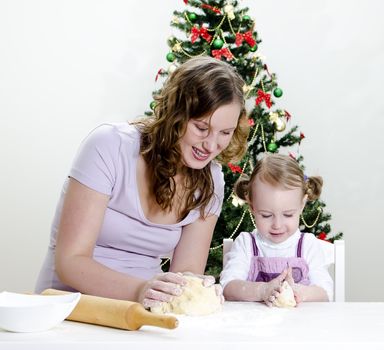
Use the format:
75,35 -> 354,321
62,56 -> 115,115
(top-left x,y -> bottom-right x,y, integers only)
147,0 -> 343,277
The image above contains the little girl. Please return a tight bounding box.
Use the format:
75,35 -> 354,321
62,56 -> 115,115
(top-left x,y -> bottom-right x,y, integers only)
220,154 -> 333,306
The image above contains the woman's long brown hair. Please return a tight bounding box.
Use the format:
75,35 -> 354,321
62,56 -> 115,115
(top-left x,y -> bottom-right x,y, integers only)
135,56 -> 249,221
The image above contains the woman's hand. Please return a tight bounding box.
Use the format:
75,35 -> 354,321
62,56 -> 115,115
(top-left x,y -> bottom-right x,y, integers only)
182,272 -> 224,304
138,272 -> 186,309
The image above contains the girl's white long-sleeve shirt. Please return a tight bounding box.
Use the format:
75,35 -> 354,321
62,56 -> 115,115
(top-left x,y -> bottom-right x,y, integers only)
219,229 -> 334,301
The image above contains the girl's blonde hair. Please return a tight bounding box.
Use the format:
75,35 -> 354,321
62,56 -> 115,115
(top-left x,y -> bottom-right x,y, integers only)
134,56 -> 249,220
234,153 -> 323,202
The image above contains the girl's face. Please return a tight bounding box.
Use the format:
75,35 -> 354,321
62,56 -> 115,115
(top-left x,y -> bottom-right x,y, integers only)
250,176 -> 306,244
179,101 -> 241,170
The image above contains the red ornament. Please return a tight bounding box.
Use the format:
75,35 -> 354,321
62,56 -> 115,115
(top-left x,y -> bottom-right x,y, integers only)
191,26 -> 212,43
183,0 -> 188,4
201,4 -> 222,14
300,132 -> 305,140
228,163 -> 242,174
212,48 -> 234,61
264,64 -> 272,79
318,232 -> 327,240
284,110 -> 292,121
255,89 -> 272,109
155,68 -> 163,82
248,118 -> 255,126
235,31 -> 256,47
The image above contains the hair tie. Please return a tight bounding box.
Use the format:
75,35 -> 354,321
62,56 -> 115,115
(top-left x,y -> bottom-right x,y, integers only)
304,175 -> 308,182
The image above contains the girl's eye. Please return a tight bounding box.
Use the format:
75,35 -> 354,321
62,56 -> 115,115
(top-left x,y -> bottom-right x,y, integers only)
221,130 -> 232,136
261,215 -> 272,219
284,214 -> 294,218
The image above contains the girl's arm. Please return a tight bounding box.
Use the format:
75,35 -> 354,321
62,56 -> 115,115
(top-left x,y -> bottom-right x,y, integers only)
55,178 -> 184,304
223,270 -> 288,305
291,284 -> 329,303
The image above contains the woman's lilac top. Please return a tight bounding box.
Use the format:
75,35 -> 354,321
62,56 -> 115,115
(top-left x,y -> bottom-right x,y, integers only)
35,123 -> 224,293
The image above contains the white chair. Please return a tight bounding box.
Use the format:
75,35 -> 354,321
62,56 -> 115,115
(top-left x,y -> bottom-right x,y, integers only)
222,237 -> 345,302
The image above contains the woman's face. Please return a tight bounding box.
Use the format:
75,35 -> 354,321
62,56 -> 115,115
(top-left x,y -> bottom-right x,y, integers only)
179,101 -> 241,170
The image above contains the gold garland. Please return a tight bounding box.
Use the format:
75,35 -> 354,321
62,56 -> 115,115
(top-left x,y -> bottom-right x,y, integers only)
300,206 -> 323,229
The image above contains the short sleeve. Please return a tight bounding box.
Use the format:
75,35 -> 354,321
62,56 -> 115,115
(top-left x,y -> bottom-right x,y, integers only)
205,161 -> 225,216
69,124 -> 121,195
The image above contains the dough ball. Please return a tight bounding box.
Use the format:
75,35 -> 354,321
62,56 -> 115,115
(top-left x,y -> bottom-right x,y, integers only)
151,276 -> 222,316
274,281 -> 296,308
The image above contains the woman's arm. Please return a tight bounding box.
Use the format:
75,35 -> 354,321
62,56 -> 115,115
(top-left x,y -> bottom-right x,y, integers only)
55,178 -> 185,304
169,214 -> 218,274
55,178 -> 147,301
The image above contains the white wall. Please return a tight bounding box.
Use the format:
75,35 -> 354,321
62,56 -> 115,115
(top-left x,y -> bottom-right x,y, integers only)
1,0 -> 383,301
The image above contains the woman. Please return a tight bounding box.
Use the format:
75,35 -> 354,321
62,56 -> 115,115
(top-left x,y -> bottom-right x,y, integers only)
35,56 -> 249,308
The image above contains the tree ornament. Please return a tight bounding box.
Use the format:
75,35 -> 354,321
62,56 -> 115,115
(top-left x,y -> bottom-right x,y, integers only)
168,63 -> 178,73
150,101 -> 156,110
188,12 -> 197,22
273,87 -> 283,98
274,117 -> 286,132
166,52 -> 175,62
242,15 -> 251,22
267,142 -> 278,153
212,38 -> 224,49
224,4 -> 235,20
249,44 -> 258,52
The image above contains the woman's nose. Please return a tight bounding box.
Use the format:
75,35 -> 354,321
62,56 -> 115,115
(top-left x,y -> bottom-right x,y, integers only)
202,132 -> 218,152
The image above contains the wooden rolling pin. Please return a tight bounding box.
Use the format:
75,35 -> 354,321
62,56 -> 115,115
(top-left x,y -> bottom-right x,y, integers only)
42,288 -> 178,331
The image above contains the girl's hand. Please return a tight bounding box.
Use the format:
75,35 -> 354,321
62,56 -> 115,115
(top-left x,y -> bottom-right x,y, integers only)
262,269 -> 288,307
139,272 -> 186,309
284,267 -> 304,305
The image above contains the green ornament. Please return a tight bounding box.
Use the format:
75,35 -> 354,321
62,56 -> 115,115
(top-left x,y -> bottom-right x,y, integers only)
150,101 -> 156,110
249,44 -> 258,52
273,87 -> 283,98
188,12 -> 197,22
212,38 -> 224,49
243,15 -> 251,21
166,52 -> 175,62
267,142 -> 278,153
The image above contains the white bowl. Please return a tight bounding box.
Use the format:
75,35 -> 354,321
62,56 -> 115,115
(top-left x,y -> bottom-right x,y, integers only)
0,291 -> 81,332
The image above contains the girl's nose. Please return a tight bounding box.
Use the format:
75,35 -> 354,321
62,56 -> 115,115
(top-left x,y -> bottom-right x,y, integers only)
272,216 -> 281,229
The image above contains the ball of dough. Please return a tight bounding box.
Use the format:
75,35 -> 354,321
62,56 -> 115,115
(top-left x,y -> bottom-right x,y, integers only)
151,276 -> 222,316
274,281 -> 296,308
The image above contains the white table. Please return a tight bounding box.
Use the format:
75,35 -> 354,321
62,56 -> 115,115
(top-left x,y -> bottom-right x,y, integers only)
1,302 -> 384,349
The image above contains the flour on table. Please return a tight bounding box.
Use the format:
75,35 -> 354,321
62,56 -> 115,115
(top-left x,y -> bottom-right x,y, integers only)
274,281 -> 296,308
151,276 -> 222,316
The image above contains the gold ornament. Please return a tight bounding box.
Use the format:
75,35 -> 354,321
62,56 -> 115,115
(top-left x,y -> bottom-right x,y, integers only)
243,84 -> 253,94
171,16 -> 180,24
231,194 -> 245,207
274,117 -> 286,132
224,4 -> 235,20
269,112 -> 286,132
172,42 -> 182,53
168,63 -> 178,73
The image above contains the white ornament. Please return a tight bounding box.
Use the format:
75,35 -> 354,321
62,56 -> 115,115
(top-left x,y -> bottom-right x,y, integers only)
232,194 -> 245,207
224,4 -> 235,20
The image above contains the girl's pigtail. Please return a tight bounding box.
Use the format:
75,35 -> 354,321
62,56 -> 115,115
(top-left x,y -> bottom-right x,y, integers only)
305,176 -> 323,201
234,175 -> 250,201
